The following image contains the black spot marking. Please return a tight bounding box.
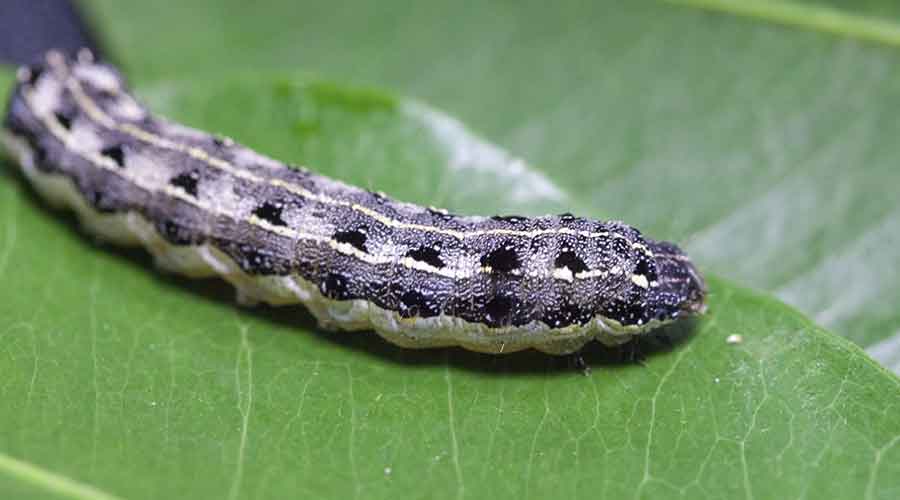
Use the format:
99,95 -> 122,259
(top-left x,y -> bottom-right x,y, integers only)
484,295 -> 515,327
12,125 -> 49,170
406,246 -> 445,269
481,243 -> 521,273
370,191 -> 388,204
100,145 -> 125,168
633,257 -> 658,284
157,219 -> 194,245
30,139 -> 48,169
398,290 -> 440,318
542,302 -> 590,329
286,163 -> 311,176
320,272 -> 350,300
86,190 -> 116,214
26,65 -> 44,86
334,228 -> 368,252
169,171 -> 199,197
554,250 -> 589,274
428,207 -> 458,221
252,200 -> 287,227
54,111 -> 73,130
491,214 -> 527,224
558,212 -> 576,222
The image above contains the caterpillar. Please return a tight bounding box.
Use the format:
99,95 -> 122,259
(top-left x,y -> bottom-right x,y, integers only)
1,49 -> 706,355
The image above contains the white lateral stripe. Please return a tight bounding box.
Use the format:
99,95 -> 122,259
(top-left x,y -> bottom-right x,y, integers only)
34,56 -> 645,283
51,56 -> 655,253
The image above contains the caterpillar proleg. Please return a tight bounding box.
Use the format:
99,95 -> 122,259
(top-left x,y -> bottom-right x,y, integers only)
1,50 -> 706,355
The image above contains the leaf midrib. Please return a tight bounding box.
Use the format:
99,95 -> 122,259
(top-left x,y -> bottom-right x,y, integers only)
0,452 -> 123,500
665,0 -> 900,48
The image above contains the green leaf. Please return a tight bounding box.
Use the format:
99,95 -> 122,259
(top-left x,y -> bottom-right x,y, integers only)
2,70 -> 899,499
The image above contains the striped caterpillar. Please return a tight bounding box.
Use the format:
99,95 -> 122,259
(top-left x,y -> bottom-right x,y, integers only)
1,50 -> 706,355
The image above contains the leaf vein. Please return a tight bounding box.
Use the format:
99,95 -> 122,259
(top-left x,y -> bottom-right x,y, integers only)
664,0 -> 900,48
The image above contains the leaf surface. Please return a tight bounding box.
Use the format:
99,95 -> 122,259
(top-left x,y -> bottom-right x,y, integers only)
1,71 -> 899,499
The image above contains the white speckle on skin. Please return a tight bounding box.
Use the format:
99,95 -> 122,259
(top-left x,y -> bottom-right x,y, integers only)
77,48 -> 95,64
31,77 -> 63,117
631,273 -> 650,289
128,152 -> 178,187
574,269 -> 609,280
113,96 -> 147,121
68,123 -> 105,152
552,267 -> 574,282
73,65 -> 121,93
